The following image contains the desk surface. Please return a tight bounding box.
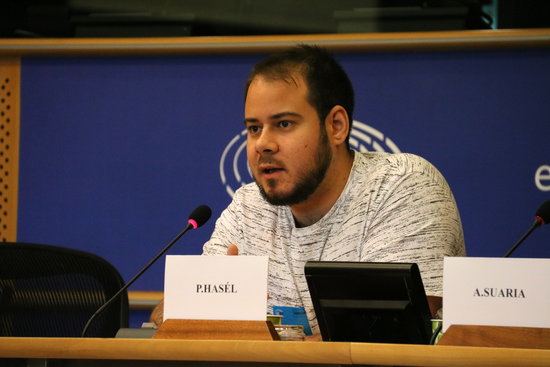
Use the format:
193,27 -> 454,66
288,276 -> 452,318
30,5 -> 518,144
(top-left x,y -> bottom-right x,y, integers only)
1,337 -> 550,367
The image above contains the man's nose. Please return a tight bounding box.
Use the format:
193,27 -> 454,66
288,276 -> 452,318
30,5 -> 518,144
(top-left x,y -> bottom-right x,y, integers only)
255,128 -> 278,153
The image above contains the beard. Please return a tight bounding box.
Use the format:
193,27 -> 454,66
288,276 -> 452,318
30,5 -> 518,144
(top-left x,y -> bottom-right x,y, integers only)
255,129 -> 332,206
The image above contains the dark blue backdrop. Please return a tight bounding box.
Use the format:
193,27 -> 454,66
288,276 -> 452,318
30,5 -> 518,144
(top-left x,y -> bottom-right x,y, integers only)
18,49 -> 550,295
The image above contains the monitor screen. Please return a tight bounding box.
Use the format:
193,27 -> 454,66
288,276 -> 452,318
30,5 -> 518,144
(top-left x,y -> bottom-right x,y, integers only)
305,261 -> 433,344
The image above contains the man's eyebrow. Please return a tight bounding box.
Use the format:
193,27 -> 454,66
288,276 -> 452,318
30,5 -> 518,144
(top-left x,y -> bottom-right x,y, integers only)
244,112 -> 301,125
271,112 -> 301,120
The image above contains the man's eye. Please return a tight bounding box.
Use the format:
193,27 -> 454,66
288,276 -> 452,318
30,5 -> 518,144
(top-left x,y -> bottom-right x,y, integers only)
279,121 -> 292,128
248,125 -> 261,134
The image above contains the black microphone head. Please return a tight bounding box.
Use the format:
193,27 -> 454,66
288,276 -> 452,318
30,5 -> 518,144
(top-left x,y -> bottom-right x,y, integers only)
188,205 -> 212,229
535,200 -> 550,225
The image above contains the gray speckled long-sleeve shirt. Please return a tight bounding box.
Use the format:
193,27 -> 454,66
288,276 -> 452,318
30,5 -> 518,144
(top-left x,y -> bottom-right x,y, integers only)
203,152 -> 466,334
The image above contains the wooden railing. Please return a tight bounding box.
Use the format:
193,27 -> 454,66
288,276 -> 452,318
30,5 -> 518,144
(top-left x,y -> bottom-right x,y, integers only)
0,29 -> 549,57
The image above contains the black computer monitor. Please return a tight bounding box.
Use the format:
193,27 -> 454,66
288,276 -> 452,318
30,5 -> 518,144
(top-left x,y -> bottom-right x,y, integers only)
305,261 -> 433,344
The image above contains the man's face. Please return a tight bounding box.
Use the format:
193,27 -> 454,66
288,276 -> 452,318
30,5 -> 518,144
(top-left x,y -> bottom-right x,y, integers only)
244,75 -> 332,206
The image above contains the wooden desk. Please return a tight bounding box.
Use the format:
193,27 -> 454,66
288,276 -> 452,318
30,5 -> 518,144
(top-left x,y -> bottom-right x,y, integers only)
1,337 -> 549,367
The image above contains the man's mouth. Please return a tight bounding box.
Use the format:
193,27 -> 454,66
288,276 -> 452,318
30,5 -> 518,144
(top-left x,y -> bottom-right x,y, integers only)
259,163 -> 284,175
263,168 -> 283,174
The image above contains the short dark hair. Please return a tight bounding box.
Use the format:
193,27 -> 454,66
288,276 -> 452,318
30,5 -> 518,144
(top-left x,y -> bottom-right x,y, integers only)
245,45 -> 355,147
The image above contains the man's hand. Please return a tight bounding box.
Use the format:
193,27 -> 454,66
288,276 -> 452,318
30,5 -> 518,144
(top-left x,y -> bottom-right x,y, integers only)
227,244 -> 239,255
149,298 -> 164,327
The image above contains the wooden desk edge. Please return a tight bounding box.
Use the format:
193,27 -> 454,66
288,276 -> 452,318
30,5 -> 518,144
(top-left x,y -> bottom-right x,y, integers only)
350,342 -> 550,367
2,338 -> 550,366
0,338 -> 352,365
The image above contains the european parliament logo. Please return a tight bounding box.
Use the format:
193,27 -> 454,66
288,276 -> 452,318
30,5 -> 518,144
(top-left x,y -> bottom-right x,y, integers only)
219,121 -> 401,198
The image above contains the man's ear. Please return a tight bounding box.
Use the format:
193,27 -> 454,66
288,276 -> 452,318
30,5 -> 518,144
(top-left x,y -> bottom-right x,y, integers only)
325,105 -> 350,147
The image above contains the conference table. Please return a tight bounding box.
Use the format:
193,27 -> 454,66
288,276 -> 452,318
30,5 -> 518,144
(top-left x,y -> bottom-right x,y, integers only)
1,336 -> 550,367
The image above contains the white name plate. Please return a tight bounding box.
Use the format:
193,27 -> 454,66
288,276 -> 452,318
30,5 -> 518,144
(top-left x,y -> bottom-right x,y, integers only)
164,255 -> 268,321
443,257 -> 550,332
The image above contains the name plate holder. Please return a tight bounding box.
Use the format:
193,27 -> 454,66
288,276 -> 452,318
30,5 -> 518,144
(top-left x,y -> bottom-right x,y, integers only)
442,257 -> 550,349
153,319 -> 280,340
438,325 -> 550,349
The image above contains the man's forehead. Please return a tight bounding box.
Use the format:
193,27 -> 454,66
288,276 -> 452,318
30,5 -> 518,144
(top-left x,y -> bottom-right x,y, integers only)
252,71 -> 306,88
244,72 -> 313,121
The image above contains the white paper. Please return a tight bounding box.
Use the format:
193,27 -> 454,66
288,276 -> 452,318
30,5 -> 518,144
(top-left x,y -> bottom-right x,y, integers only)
443,257 -> 550,332
164,255 -> 268,321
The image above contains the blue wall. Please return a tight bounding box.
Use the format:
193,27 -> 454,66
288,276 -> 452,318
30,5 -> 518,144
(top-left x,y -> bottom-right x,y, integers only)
18,49 -> 550,297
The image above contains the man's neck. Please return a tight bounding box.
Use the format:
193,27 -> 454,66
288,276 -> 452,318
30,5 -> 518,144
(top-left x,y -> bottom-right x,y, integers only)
291,150 -> 354,227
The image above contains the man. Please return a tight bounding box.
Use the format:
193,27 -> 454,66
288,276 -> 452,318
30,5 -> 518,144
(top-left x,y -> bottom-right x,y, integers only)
152,45 -> 465,335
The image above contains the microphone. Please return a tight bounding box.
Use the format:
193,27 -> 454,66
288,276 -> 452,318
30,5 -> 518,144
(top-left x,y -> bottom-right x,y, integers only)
81,204 -> 212,337
503,200 -> 550,258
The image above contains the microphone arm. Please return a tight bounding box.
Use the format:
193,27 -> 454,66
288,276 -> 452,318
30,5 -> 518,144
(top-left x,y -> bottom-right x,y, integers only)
81,222 -> 194,337
503,218 -> 542,258
81,204 -> 212,337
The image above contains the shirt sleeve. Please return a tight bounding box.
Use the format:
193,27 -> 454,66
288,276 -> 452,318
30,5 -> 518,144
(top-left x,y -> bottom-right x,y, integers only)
360,154 -> 465,296
202,189 -> 246,256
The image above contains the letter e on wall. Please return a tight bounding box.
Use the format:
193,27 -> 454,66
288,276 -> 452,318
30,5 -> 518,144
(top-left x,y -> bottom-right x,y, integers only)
535,165 -> 550,191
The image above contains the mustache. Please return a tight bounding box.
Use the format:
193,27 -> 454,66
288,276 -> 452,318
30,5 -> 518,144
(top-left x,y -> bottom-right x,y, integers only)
257,157 -> 285,168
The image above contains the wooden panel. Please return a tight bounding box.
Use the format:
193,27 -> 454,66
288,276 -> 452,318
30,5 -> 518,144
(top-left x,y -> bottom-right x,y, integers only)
128,290 -> 163,310
0,29 -> 549,57
0,58 -> 19,242
153,319 -> 280,340
438,325 -> 550,349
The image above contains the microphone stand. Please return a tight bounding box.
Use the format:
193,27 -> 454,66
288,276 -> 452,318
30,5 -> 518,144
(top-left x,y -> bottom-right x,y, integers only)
503,219 -> 542,258
81,222 -> 193,337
